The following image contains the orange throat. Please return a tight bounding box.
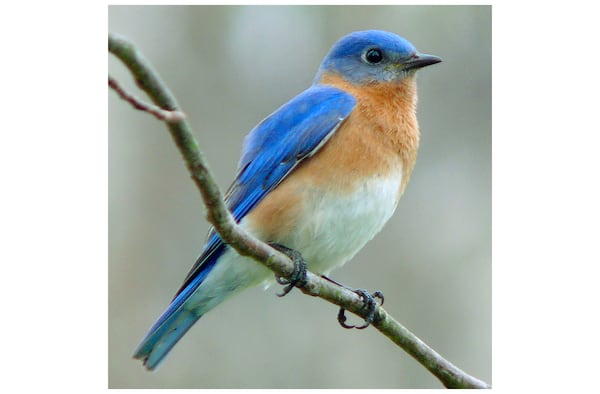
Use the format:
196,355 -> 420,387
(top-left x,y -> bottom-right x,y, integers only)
317,72 -> 420,194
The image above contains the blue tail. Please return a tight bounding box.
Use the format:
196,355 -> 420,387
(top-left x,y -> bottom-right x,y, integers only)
133,242 -> 227,370
133,306 -> 202,370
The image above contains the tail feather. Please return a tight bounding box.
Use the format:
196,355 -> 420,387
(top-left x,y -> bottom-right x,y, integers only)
133,307 -> 202,370
133,246 -> 264,370
134,243 -> 228,370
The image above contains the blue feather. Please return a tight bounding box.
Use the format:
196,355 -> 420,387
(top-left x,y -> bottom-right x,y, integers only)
314,30 -> 418,84
228,85 -> 356,221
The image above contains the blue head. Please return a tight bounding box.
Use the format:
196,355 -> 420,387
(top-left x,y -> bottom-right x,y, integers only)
314,30 -> 441,85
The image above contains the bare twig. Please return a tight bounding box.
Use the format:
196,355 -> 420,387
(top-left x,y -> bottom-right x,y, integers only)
108,32 -> 490,389
109,76 -> 185,122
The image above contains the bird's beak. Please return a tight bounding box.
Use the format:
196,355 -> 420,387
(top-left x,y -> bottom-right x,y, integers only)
403,52 -> 442,71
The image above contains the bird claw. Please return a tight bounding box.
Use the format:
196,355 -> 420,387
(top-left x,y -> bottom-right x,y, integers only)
269,243 -> 308,297
338,289 -> 384,329
268,247 -> 384,329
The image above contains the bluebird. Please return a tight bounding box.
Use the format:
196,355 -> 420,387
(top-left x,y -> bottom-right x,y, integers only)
133,30 -> 441,370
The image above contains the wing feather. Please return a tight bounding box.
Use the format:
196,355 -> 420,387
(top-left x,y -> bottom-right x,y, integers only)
174,85 -> 356,298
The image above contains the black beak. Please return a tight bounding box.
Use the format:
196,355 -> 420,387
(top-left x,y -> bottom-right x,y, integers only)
404,52 -> 442,71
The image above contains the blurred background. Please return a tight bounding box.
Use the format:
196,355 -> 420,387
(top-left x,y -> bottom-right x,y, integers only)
109,5 -> 491,389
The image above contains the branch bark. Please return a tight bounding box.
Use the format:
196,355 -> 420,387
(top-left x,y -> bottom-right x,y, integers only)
108,33 -> 490,389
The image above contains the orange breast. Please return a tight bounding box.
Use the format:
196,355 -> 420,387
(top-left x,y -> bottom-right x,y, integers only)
246,72 -> 420,243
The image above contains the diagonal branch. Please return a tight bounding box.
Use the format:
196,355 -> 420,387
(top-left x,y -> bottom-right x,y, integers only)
108,32 -> 490,389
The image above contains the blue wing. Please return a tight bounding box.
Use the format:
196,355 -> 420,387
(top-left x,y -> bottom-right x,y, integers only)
176,85 -> 356,296
134,85 -> 355,369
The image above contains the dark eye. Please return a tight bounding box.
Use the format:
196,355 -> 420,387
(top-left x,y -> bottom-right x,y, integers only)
364,48 -> 383,64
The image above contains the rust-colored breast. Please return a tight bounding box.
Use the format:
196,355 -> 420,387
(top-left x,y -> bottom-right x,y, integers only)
317,72 -> 420,193
246,72 -> 421,242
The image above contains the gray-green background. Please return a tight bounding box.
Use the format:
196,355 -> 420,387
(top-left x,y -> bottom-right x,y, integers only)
109,5 -> 491,389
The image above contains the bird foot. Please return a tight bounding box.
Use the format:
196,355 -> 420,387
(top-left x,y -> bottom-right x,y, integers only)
337,288 -> 384,330
269,243 -> 308,297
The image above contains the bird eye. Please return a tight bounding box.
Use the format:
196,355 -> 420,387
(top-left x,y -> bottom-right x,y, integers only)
363,48 -> 383,64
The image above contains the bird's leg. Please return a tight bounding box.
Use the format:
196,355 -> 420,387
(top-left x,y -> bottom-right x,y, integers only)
269,243 -> 308,297
322,275 -> 384,330
337,289 -> 384,330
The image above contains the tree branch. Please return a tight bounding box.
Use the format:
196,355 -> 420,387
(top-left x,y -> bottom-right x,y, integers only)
108,32 -> 490,389
108,76 -> 185,122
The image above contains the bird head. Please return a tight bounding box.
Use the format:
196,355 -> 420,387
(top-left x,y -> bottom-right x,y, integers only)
314,30 -> 441,85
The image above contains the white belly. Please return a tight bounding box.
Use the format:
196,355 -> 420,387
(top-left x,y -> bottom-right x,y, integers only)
189,172 -> 403,314
261,173 -> 403,275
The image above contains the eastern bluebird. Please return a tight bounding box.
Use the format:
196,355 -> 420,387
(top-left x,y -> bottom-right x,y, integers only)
133,30 -> 441,370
